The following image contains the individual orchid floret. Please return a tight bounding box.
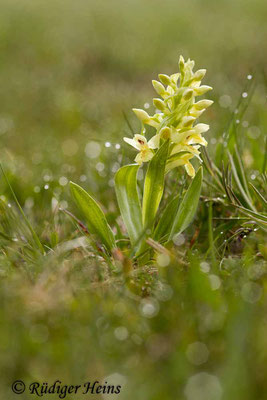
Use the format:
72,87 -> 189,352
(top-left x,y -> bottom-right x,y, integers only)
123,55 -> 213,176
123,134 -> 157,165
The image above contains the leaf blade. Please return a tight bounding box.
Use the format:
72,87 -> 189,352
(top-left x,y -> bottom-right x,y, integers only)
115,164 -> 143,246
142,140 -> 169,229
69,182 -> 115,252
154,194 -> 180,242
169,167 -> 203,240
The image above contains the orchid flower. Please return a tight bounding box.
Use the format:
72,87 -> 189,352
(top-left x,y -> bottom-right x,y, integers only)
123,134 -> 157,164
123,55 -> 213,176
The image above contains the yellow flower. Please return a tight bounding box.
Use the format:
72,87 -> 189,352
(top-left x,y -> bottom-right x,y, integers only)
127,55 -> 213,176
123,134 -> 156,164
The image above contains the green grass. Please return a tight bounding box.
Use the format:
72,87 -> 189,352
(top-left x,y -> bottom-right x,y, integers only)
0,0 -> 266,399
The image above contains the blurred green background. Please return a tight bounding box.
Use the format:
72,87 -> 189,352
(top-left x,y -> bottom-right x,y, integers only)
0,0 -> 266,399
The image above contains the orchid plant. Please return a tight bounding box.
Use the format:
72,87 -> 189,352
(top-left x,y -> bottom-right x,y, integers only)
70,56 -> 213,260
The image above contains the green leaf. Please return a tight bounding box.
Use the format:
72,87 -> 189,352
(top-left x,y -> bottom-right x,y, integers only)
249,182 -> 267,208
153,194 -> 180,242
115,164 -> 143,246
169,167 -> 203,240
69,182 -> 115,252
142,140 -> 169,229
228,150 -> 256,211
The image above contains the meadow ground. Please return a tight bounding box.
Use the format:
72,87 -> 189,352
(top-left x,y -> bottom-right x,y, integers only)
0,0 -> 266,399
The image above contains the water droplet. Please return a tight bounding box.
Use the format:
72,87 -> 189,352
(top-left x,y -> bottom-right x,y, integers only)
85,141 -> 101,159
59,176 -> 68,186
96,162 -> 105,172
241,282 -> 262,303
184,372 -> 222,400
79,175 -> 87,182
173,234 -> 185,246
186,342 -> 209,366
157,253 -> 170,267
140,298 -> 159,318
114,326 -> 128,341
209,275 -> 221,290
200,262 -> 210,273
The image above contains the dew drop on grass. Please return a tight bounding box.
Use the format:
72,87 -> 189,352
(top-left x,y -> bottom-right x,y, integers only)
200,262 -> 210,273
186,342 -> 209,366
114,326 -> 128,341
59,176 -> 68,186
34,186 -> 40,193
79,174 -> 87,182
140,298 -> 159,318
85,141 -> 101,159
96,162 -> 105,172
184,372 -> 222,400
157,253 -> 170,267
209,275 -> 221,290
241,282 -> 262,303
173,233 -> 185,246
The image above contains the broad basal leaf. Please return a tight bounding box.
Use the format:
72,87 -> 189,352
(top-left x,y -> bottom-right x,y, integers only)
115,164 -> 143,247
69,182 -> 115,252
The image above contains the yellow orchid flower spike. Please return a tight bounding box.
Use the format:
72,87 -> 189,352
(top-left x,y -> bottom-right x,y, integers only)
123,55 -> 213,176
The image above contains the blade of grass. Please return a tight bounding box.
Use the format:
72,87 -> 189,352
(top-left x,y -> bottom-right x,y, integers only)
0,164 -> 44,254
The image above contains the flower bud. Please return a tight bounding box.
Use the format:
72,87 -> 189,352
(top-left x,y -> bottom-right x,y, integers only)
153,98 -> 166,111
183,88 -> 194,100
181,116 -> 195,127
194,99 -> 214,110
194,69 -> 206,81
132,108 -> 150,122
158,74 -> 171,85
159,126 -> 171,139
189,109 -> 205,118
179,55 -> 185,73
194,85 -> 212,96
170,73 -> 180,84
194,123 -> 209,134
152,80 -> 166,96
